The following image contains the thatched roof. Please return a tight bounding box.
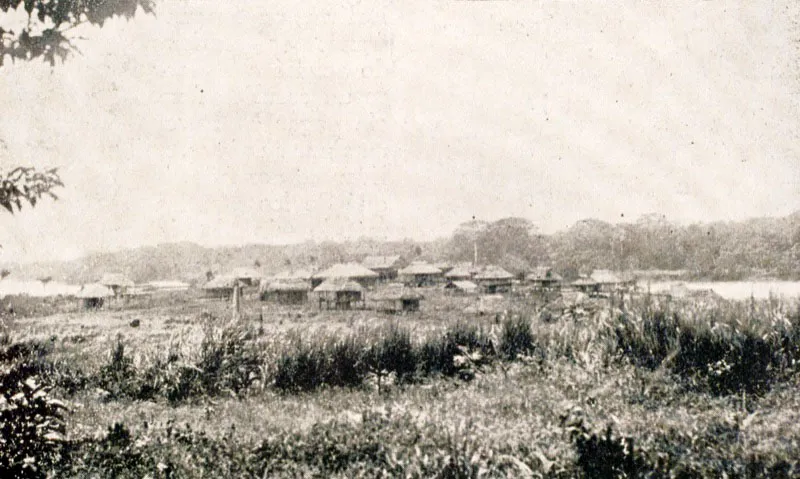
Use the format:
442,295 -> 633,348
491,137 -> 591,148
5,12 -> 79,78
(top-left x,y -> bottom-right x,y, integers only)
398,262 -> 442,276
362,255 -> 402,270
572,277 -> 598,286
590,270 -> 626,284
100,273 -> 134,288
76,283 -> 114,298
312,263 -> 378,280
371,283 -> 424,301
526,267 -> 562,282
266,280 -> 311,292
231,267 -> 262,280
313,278 -> 365,293
433,262 -> 453,272
445,264 -> 480,279
203,276 -> 236,289
474,265 -> 514,280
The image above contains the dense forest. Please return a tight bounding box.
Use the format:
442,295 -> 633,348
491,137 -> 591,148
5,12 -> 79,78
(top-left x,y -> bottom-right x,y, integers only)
440,212 -> 800,280
3,212 -> 799,283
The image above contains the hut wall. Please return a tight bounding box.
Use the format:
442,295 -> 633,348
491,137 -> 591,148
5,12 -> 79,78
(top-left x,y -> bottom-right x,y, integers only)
274,290 -> 307,304
373,268 -> 398,282
479,281 -> 513,294
82,297 -> 104,310
203,288 -> 233,300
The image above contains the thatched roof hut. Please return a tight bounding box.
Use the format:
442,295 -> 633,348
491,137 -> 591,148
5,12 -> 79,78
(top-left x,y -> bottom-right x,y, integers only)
362,255 -> 404,282
474,266 -> 514,281
445,264 -> 480,281
590,270 -> 636,292
202,276 -> 236,299
313,278 -> 365,310
312,263 -> 379,288
526,267 -> 562,289
398,262 -> 443,287
473,266 -> 514,293
571,277 -> 599,294
262,279 -> 310,304
231,267 -> 262,287
100,273 -> 134,296
76,283 -> 114,309
369,283 -> 424,312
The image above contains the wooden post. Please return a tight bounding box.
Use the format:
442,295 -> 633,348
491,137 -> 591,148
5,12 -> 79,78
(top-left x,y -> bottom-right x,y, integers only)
232,280 -> 241,322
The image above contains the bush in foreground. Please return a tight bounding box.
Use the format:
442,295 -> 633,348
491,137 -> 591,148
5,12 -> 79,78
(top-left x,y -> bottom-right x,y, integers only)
615,301 -> 800,396
0,341 -> 69,478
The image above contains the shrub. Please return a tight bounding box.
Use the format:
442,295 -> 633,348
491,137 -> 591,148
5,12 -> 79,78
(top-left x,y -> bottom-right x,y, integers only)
673,327 -> 779,395
615,302 -> 800,396
325,336 -> 368,388
366,324 -> 416,386
615,309 -> 680,370
274,339 -> 327,392
417,322 -> 494,377
499,315 -> 535,360
67,422 -> 161,478
0,343 -> 69,478
95,335 -> 138,400
195,324 -> 262,396
571,423 -> 650,479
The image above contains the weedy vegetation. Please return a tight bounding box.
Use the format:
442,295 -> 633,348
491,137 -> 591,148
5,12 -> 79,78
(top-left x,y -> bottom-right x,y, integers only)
2,291 -> 800,477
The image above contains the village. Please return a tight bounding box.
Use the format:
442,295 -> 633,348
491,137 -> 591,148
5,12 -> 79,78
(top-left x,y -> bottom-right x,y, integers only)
2,0 -> 799,475
25,255 -> 706,317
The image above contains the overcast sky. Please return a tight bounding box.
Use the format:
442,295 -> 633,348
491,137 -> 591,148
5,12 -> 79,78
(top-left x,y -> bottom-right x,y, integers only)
1,0 -> 799,262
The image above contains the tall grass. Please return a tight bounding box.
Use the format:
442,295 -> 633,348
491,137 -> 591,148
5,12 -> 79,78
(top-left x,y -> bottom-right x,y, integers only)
614,296 -> 800,395
15,296 -> 800,399
499,315 -> 535,360
274,321 -> 504,392
93,323 -> 265,403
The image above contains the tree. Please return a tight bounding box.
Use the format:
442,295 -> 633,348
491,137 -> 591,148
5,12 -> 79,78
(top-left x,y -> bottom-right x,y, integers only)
0,0 -> 154,66
2,0 -> 153,244
448,219 -> 489,263
0,166 -> 63,214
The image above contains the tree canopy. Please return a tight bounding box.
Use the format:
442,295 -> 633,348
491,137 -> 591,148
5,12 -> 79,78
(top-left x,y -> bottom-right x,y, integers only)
0,166 -> 63,214
0,0 -> 154,66
1,0 -> 152,239
447,217 -> 548,276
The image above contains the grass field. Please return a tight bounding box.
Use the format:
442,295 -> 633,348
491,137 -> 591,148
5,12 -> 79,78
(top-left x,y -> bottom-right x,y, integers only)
2,288 -> 800,477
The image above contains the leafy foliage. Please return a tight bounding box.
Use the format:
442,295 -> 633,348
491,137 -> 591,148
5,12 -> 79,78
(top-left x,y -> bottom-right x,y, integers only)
95,325 -> 264,403
0,0 -> 155,66
499,314 -> 535,360
615,300 -> 800,395
0,340 -> 68,478
0,166 -> 62,214
547,213 -> 800,280
568,423 -> 650,479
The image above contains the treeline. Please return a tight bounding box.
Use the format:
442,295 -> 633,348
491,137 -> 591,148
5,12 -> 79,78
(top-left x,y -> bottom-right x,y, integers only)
4,211 -> 799,283
442,212 -> 800,280
3,239 -> 442,285
547,213 -> 800,280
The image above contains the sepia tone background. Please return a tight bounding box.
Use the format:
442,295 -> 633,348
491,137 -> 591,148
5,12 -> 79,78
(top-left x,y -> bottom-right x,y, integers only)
1,0 -> 798,263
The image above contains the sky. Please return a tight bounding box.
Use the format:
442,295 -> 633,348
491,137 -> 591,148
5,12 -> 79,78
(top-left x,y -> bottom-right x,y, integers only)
1,0 -> 799,262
